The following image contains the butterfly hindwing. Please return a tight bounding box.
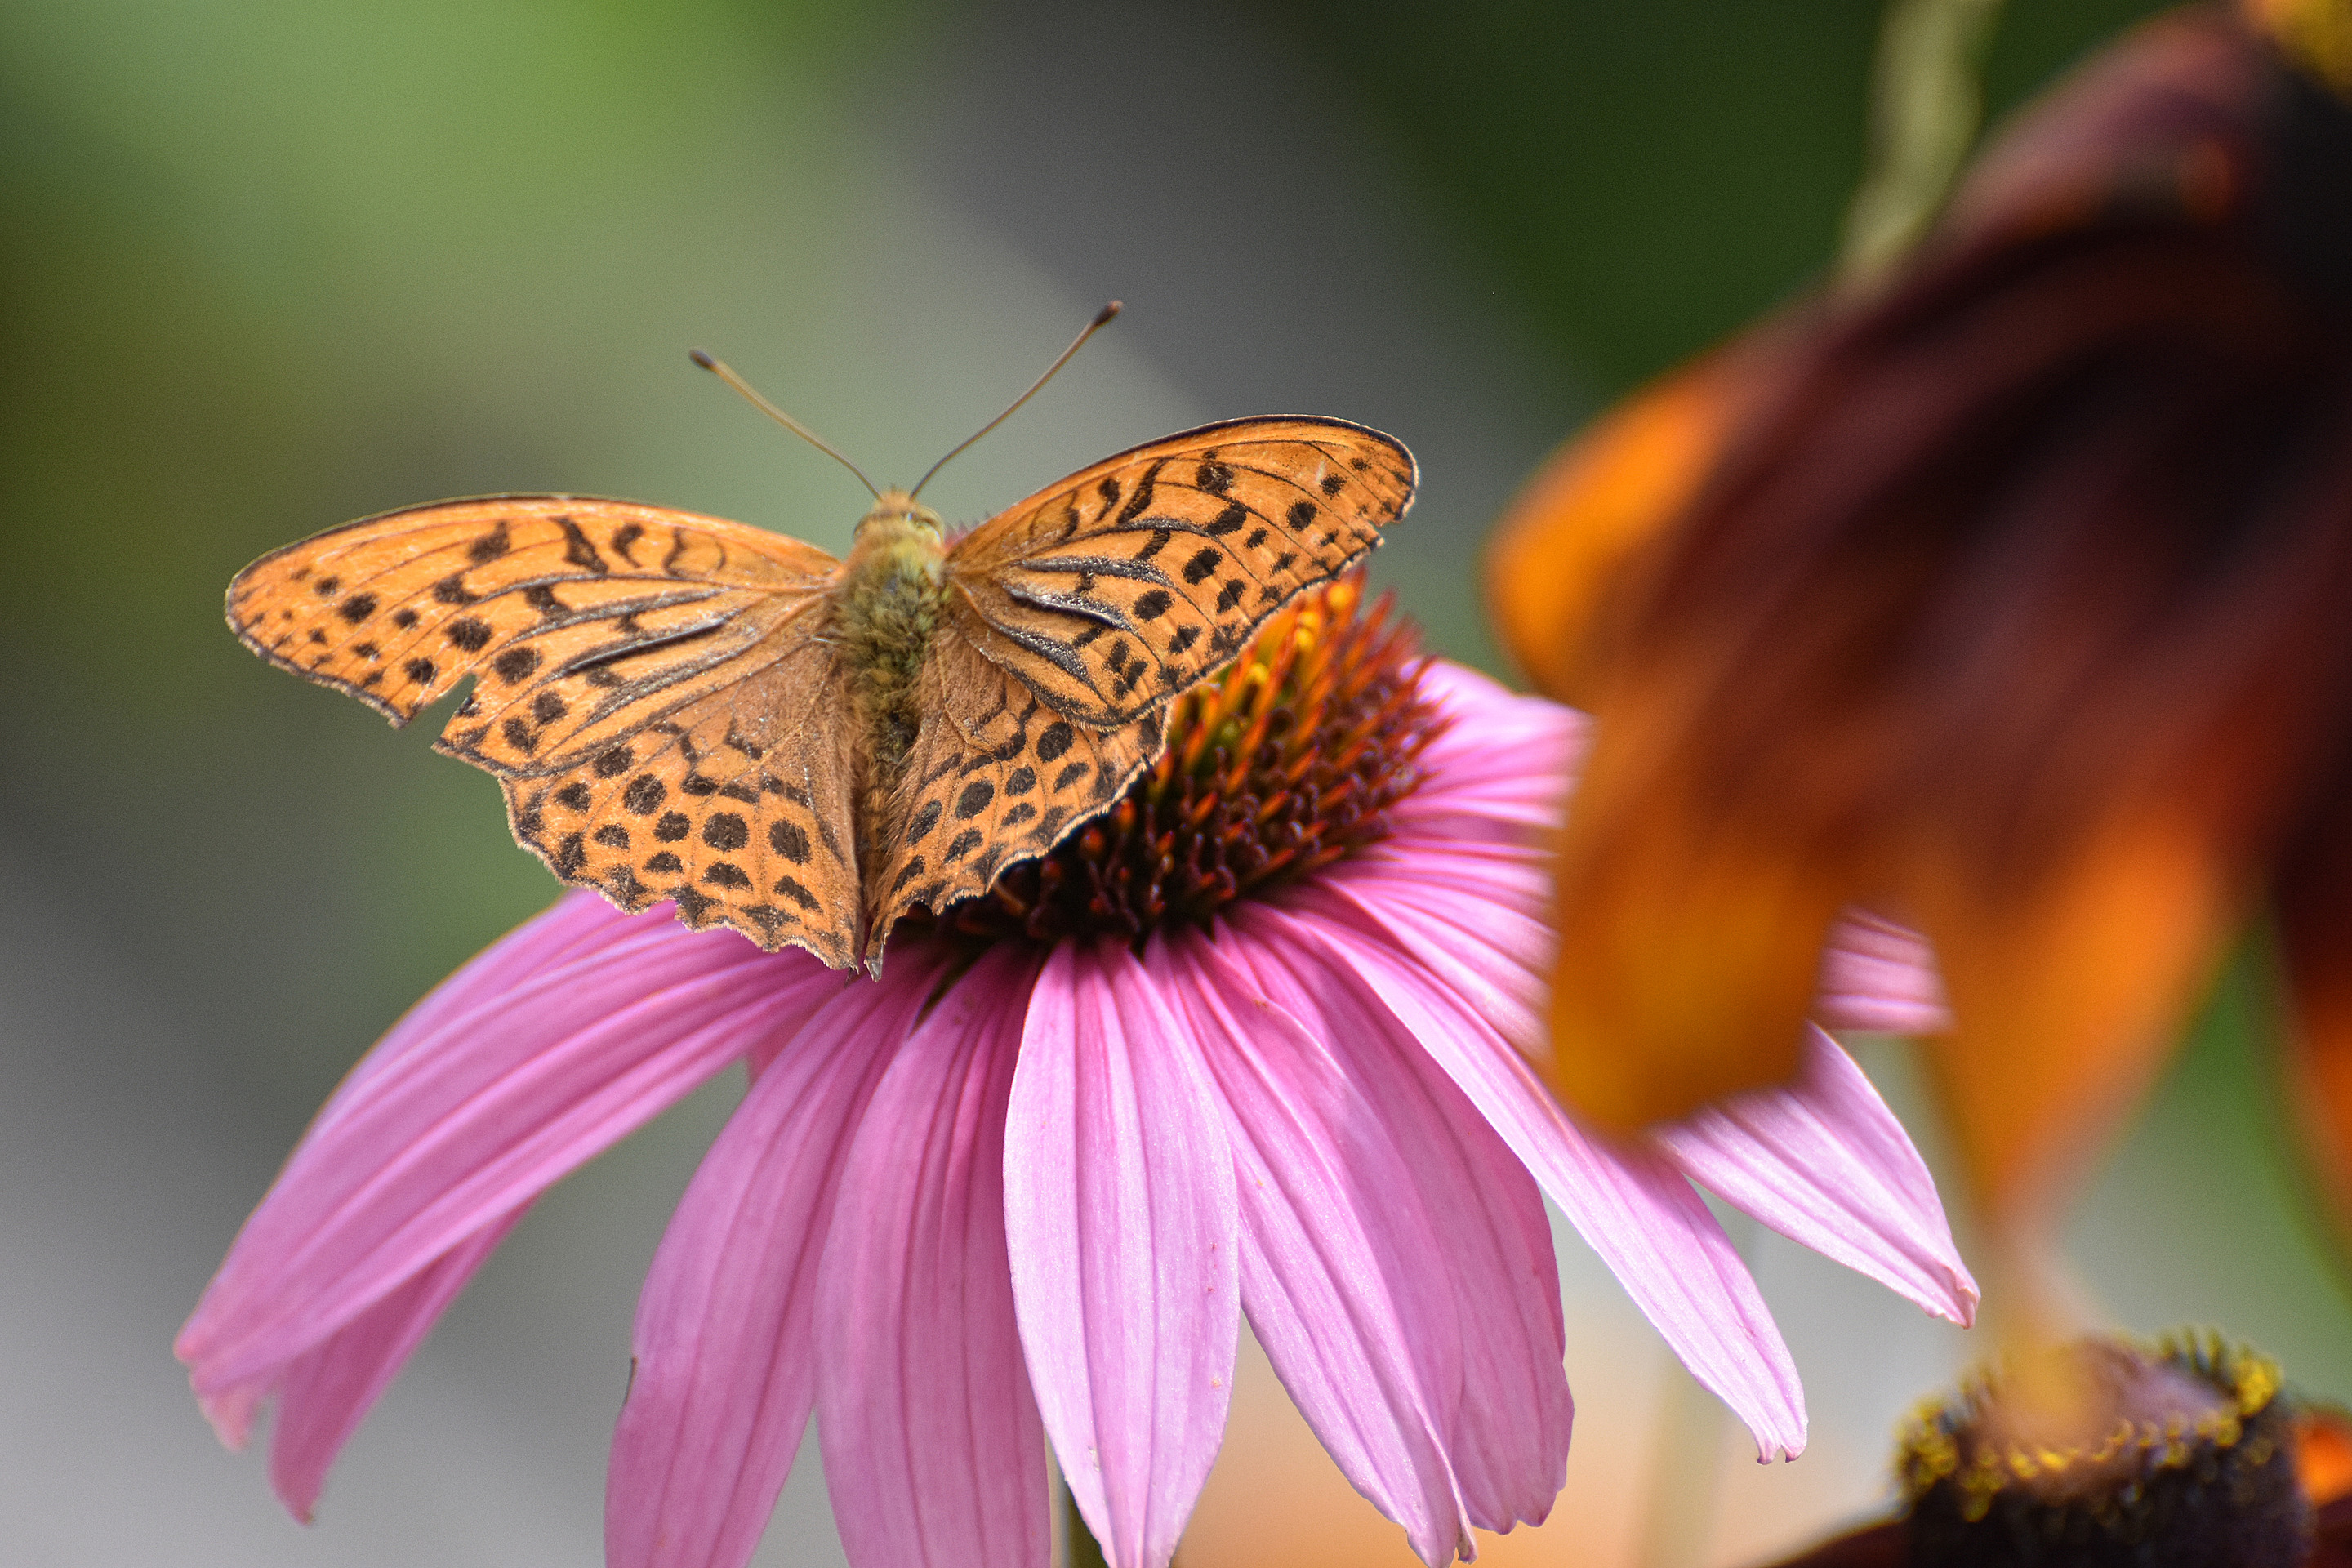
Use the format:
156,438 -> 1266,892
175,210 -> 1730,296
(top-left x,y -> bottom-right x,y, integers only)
866,620 -> 1162,958
503,630 -> 863,965
943,417 -> 1416,725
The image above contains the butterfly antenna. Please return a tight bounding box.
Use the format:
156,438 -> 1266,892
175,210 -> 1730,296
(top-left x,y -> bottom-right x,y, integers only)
909,301 -> 1122,501
689,349 -> 881,501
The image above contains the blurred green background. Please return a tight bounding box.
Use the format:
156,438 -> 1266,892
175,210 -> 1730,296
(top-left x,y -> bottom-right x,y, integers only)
6,2 -> 2343,1565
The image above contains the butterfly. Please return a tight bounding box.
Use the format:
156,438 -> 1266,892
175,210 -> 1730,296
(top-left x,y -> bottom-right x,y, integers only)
226,416 -> 1416,970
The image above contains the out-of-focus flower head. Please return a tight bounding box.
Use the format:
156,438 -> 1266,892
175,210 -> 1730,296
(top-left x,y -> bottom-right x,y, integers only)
1754,1332 -> 2352,1566
178,579 -> 1974,1568
1488,0 -> 2352,1278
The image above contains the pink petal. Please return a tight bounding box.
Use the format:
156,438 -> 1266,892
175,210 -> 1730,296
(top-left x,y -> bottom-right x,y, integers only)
1650,1027 -> 1978,1325
816,946 -> 1051,1568
178,910 -> 834,1401
1149,939 -> 1466,1562
1290,871 -> 1551,1063
607,945 -> 950,1568
1813,909 -> 1953,1035
1159,928 -> 1570,1563
1241,901 -> 1808,1462
1004,940 -> 1240,1568
1391,666 -> 1584,834
265,1206 -> 527,1520
1222,925 -> 1574,1534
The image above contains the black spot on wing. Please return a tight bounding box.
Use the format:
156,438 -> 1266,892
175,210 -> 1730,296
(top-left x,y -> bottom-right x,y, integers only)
558,517 -> 608,573
1111,459 -> 1167,526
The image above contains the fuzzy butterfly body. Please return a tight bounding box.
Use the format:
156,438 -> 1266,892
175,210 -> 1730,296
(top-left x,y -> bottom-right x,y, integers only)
227,416 -> 1417,969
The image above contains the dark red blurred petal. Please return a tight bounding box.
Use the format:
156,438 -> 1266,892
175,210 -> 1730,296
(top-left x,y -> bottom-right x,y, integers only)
1529,7 -> 2352,1232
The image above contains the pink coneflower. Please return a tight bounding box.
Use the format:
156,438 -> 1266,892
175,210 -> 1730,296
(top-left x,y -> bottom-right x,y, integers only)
179,579 -> 1976,1568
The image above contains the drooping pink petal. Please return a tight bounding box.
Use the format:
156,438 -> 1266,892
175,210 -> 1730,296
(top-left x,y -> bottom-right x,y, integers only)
1223,923 -> 1575,1533
265,1206 -> 527,1519
815,946 -> 1051,1568
1244,898 -> 1808,1461
1160,925 -> 1573,1562
1004,939 -> 1240,1568
606,945 -> 950,1568
1813,909 -> 1954,1036
1650,1026 -> 1978,1324
1291,866 -> 1552,1070
1151,937 -> 1468,1562
178,907 -> 835,1407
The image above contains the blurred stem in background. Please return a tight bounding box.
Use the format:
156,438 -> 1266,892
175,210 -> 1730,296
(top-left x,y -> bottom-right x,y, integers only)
1838,0 -> 2008,283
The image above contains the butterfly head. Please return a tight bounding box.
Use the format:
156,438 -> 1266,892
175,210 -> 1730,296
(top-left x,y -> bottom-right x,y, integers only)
855,488 -> 946,542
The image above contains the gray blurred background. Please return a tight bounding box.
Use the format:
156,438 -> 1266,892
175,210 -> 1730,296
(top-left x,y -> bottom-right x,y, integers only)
5,1 -> 2344,1564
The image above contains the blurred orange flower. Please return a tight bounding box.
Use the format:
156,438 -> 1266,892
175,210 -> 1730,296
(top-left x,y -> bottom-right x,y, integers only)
1488,2 -> 2352,1272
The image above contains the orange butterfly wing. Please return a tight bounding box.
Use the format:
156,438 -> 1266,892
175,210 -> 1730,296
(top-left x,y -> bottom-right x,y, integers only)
858,416 -> 1414,953
226,496 -> 864,964
942,416 -> 1417,725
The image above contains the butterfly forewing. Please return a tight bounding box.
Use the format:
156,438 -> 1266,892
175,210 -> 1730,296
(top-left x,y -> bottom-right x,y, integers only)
228,496 -> 866,962
866,624 -> 1162,955
226,497 -> 840,746
944,418 -> 1417,725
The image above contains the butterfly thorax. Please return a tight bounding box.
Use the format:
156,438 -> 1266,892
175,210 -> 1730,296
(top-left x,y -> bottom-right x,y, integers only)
835,490 -> 950,785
